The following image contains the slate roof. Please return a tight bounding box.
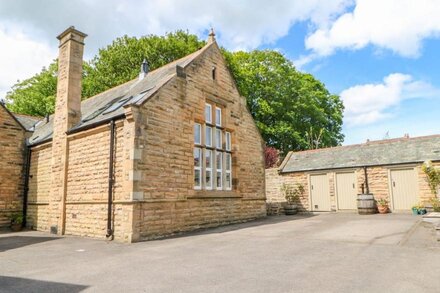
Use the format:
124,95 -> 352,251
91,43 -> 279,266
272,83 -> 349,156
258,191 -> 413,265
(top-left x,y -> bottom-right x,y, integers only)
12,113 -> 42,131
280,135 -> 440,173
28,42 -> 211,146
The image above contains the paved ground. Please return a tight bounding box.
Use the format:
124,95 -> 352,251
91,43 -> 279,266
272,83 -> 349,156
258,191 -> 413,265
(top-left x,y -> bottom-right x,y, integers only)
0,213 -> 439,293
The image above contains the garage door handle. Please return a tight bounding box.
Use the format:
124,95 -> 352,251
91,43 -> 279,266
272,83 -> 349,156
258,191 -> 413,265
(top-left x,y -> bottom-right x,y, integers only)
393,181 -> 395,187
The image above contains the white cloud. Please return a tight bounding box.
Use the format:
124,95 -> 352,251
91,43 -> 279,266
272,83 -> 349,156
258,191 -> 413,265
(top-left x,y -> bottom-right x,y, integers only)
341,73 -> 439,126
0,22 -> 56,100
305,0 -> 440,58
0,0 -> 352,98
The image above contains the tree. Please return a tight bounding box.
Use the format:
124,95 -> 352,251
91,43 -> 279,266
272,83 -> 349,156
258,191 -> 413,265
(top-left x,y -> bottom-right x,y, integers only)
5,32 -> 344,155
5,30 -> 205,115
224,50 -> 344,155
83,31 -> 205,97
264,146 -> 280,168
5,61 -> 58,116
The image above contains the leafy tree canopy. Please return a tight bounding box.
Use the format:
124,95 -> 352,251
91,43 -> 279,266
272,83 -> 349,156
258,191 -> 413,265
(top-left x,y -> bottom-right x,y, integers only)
5,31 -> 344,154
225,50 -> 344,154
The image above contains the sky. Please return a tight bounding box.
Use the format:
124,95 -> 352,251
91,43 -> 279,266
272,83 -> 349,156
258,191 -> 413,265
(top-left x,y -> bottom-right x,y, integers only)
0,0 -> 439,145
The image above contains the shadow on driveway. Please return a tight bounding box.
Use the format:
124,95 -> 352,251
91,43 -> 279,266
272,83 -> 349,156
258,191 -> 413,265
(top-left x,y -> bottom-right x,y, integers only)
0,276 -> 88,293
0,236 -> 59,252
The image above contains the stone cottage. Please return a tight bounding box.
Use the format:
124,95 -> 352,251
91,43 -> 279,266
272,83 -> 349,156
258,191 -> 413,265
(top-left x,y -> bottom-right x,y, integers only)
266,135 -> 440,214
1,27 -> 266,242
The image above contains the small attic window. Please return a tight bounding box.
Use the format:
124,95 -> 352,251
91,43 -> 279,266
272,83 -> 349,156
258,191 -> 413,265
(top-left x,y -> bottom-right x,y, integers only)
212,66 -> 216,80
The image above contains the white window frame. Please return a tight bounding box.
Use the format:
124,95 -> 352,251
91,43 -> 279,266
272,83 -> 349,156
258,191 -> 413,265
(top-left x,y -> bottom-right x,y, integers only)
225,132 -> 231,151
194,123 -> 201,145
225,153 -> 232,190
205,126 -> 212,147
216,151 -> 223,190
205,103 -> 212,124
205,149 -> 213,190
194,147 -> 202,190
215,107 -> 222,126
215,128 -> 222,149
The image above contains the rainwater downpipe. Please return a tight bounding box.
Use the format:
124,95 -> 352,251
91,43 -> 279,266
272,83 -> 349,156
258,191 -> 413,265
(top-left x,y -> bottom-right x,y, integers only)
22,147 -> 32,228
106,120 -> 116,239
363,166 -> 370,194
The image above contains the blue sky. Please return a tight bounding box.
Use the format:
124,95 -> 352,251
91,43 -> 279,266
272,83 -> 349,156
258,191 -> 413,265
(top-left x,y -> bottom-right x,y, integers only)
0,0 -> 439,145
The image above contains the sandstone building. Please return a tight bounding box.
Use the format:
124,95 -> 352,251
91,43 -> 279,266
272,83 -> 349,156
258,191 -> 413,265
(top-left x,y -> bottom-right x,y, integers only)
266,135 -> 440,214
0,27 -> 266,242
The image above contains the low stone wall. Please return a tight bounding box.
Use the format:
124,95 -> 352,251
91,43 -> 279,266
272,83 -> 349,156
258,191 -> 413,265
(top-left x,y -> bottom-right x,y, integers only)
265,168 -> 309,215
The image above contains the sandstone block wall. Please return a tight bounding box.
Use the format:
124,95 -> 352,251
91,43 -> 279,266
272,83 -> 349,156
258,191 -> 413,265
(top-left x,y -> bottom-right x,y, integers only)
27,143 -> 52,230
132,42 -> 266,240
0,106 -> 26,228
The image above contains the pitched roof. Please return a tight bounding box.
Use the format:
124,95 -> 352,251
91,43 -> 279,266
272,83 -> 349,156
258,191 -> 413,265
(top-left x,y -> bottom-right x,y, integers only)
280,135 -> 440,173
12,113 -> 42,131
29,42 -> 212,146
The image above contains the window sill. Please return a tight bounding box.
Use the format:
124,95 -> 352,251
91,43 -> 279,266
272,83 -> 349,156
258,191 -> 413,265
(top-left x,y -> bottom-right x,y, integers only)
189,190 -> 241,199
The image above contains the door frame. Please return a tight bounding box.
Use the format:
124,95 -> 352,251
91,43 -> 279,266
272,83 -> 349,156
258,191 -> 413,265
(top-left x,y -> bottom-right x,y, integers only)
387,165 -> 418,211
308,173 -> 330,212
335,170 -> 357,211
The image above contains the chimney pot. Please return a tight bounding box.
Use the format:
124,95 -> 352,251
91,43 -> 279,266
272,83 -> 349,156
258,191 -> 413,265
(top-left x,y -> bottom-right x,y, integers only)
139,59 -> 149,80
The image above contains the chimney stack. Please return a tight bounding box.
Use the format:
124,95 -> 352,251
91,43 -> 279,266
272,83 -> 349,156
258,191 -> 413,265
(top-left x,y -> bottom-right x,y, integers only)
49,26 -> 87,235
55,26 -> 87,130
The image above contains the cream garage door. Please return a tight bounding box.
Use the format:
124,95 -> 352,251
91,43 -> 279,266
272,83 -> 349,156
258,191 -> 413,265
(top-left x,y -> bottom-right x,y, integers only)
310,174 -> 331,211
336,172 -> 357,210
390,168 -> 418,210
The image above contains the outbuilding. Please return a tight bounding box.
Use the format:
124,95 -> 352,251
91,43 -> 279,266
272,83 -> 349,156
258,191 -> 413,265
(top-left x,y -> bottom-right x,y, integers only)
266,135 -> 440,214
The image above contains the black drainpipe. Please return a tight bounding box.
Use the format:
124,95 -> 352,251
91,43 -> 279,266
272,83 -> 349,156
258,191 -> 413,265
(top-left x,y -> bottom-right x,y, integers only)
22,147 -> 32,228
106,120 -> 116,239
363,166 -> 370,194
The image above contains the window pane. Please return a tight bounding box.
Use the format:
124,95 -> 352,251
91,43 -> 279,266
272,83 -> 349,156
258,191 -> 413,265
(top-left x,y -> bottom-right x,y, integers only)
205,149 -> 212,169
216,170 -> 222,189
225,132 -> 231,151
194,169 -> 201,187
225,173 -> 231,189
226,153 -> 231,171
194,148 -> 201,167
194,123 -> 201,144
206,170 -> 212,189
216,152 -> 222,170
205,126 -> 212,146
215,129 -> 222,149
205,104 -> 212,123
215,107 -> 221,126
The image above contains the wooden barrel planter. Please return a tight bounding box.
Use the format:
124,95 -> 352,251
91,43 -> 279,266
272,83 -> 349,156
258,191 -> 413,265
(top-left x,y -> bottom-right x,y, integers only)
357,194 -> 376,215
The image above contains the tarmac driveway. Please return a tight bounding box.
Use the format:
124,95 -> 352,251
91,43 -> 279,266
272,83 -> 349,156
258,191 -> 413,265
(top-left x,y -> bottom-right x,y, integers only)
0,213 -> 439,292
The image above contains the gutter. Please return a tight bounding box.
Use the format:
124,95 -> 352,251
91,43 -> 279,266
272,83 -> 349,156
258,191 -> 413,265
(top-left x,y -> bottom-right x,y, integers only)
22,147 -> 32,227
106,120 -> 116,239
27,114 -> 126,148
279,160 -> 439,174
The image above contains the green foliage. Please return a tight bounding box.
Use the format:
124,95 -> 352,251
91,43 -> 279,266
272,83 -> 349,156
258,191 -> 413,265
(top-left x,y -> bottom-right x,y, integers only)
10,213 -> 23,224
224,50 -> 344,155
6,30 -> 204,116
282,183 -> 305,204
84,31 -> 205,97
429,197 -> 440,212
5,61 -> 58,116
376,198 -> 389,206
422,161 -> 440,196
5,31 -> 344,155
